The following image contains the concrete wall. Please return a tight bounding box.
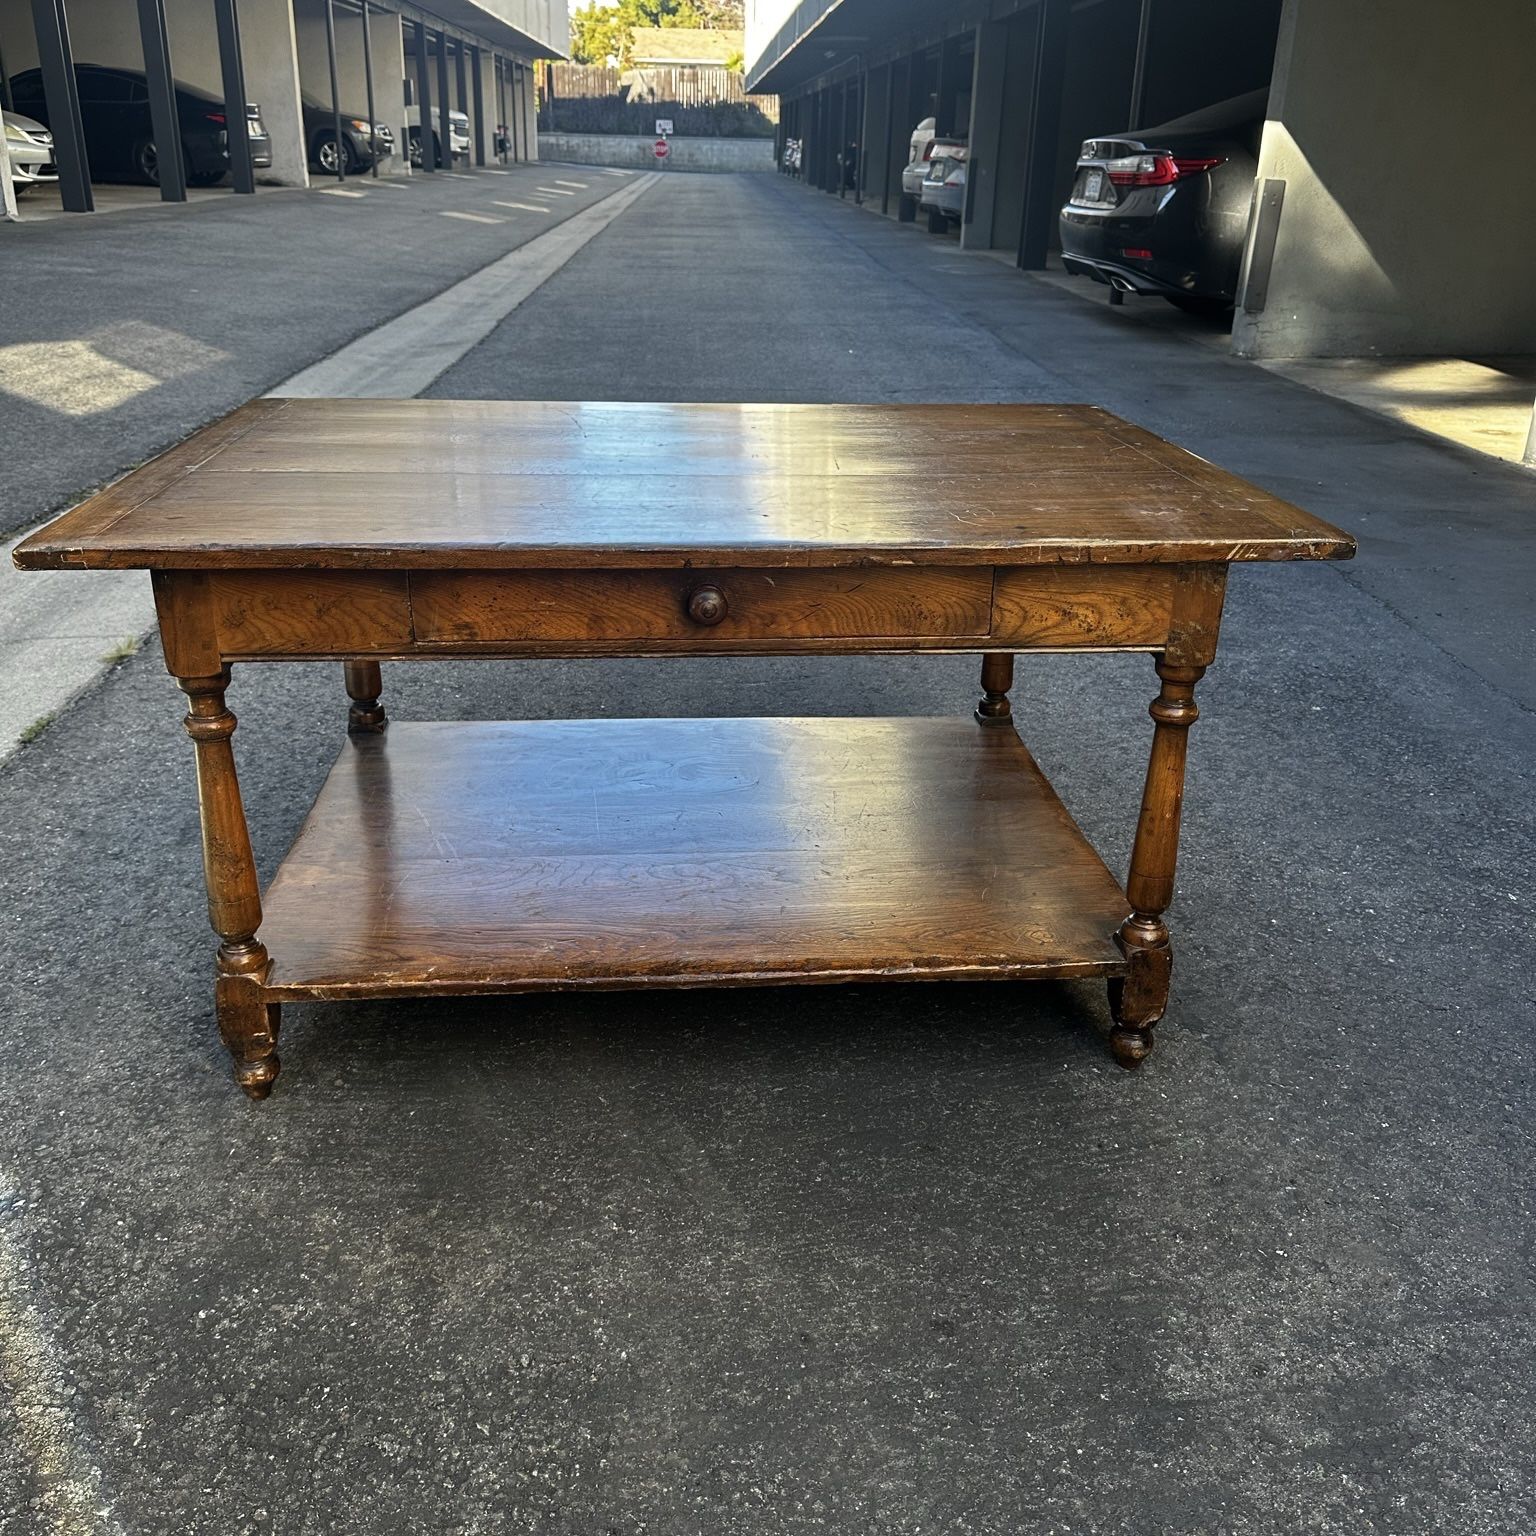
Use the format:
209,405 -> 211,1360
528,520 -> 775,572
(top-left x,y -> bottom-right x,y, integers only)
1233,0 -> 1536,359
539,133 -> 773,171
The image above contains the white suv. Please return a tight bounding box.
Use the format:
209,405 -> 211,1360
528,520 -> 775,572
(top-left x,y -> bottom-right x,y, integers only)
405,106 -> 470,167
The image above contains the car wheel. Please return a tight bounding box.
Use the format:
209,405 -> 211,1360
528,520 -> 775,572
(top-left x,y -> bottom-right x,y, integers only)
898,193 -> 916,223
1164,293 -> 1234,319
133,138 -> 160,186
316,133 -> 349,176
926,205 -> 947,235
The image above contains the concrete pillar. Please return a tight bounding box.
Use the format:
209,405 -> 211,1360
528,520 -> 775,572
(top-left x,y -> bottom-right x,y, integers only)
239,0 -> 307,185
366,6 -> 409,176
961,20 -> 1005,250
1233,0 -> 1536,359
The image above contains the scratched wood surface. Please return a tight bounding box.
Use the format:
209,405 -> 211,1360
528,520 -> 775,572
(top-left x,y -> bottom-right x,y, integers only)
14,399 -> 1356,571
258,718 -> 1133,999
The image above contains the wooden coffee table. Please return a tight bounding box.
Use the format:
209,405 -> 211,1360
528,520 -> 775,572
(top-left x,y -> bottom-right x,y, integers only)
15,400 -> 1354,1098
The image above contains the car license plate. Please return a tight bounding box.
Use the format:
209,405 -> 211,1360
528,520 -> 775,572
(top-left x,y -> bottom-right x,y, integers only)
1083,169 -> 1105,201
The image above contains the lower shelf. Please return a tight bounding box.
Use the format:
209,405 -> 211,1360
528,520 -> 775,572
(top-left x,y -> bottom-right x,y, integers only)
258,717 -> 1132,1000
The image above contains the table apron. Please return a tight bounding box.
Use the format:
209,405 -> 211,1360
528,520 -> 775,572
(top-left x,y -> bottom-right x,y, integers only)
152,564 -> 1227,671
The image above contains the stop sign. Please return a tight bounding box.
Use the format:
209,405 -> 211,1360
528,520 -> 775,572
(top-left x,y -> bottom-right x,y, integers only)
654,138 -> 670,159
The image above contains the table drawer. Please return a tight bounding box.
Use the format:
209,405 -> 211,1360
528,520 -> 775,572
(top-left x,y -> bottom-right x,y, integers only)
410,568 -> 994,646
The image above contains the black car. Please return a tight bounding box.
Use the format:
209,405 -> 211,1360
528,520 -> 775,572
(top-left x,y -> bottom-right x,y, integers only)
1058,89 -> 1265,316
301,96 -> 393,176
8,63 -> 271,186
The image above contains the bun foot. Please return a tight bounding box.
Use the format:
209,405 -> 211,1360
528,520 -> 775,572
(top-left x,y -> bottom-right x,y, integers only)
234,1053 -> 280,1100
1108,1025 -> 1154,1070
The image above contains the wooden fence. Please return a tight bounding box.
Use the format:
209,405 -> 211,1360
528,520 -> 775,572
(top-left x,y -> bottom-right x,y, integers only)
538,61 -> 778,119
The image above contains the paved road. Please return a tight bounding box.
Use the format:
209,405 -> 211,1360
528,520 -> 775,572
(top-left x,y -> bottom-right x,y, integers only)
0,170 -> 1532,1535
0,164 -> 635,538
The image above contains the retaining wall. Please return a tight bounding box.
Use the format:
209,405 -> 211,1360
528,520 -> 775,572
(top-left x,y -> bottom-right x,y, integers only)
538,134 -> 775,172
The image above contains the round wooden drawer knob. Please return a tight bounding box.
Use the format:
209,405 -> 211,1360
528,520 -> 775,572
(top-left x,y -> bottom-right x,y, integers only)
686,585 -> 729,627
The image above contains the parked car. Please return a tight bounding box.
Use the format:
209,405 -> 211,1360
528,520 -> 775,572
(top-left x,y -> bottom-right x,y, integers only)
8,64 -> 271,186
919,142 -> 967,233
4,108 -> 57,194
899,117 -> 964,222
405,105 -> 469,167
301,96 -> 393,175
1058,89 -> 1266,316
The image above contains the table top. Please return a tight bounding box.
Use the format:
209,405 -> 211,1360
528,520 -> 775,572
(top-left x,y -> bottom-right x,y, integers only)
14,399 -> 1354,572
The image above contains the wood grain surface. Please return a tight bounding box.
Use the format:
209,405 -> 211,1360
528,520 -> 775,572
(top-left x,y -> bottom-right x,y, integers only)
258,718 -> 1133,999
410,566 -> 993,644
14,399 -> 1356,572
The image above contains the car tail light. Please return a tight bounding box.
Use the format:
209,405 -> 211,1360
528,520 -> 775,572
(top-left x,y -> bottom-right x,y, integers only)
1105,153 -> 1223,187
1122,247 -> 1153,259
204,111 -> 226,125
922,143 -> 935,161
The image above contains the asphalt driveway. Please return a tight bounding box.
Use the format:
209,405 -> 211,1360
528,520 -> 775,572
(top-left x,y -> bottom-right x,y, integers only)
0,170 -> 1532,1535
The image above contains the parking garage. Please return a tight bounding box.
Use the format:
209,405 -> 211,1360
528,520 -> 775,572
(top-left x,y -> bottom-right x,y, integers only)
748,0 -> 1536,365
0,0 -> 563,214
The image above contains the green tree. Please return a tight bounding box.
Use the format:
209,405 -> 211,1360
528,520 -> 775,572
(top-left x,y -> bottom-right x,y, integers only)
569,0 -> 745,66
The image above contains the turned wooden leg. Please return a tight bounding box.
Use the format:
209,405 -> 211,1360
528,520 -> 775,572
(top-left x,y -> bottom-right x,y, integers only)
178,670 -> 280,1099
975,652 -> 1015,726
1110,658 -> 1204,1069
344,660 -> 387,734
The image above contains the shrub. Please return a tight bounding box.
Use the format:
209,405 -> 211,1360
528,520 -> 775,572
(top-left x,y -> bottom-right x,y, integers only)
540,98 -> 774,139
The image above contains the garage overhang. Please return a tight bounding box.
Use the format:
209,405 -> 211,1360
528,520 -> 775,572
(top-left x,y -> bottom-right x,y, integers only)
410,1 -> 567,60
746,0 -> 950,94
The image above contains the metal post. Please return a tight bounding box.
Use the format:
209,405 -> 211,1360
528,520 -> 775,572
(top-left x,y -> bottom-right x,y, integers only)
323,0 -> 345,180
879,60 -> 894,214
29,0 -> 92,211
413,21 -> 434,171
0,33 -> 14,112
436,31 -> 452,170
510,62 -> 521,162
855,70 -> 867,202
360,1 -> 378,178
136,0 -> 186,200
455,39 -> 469,164
1129,0 -> 1153,129
495,57 -> 507,163
1018,0 -> 1071,269
213,0 -> 254,194
470,45 -> 484,167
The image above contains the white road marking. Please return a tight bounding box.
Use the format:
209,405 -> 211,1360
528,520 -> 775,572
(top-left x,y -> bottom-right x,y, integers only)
535,185 -> 576,195
320,187 -> 367,198
493,200 -> 551,214
441,210 -> 506,224
272,171 -> 660,399
554,179 -> 588,188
